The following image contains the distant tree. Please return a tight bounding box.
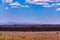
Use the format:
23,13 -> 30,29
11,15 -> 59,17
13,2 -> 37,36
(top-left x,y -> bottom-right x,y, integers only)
31,26 -> 35,31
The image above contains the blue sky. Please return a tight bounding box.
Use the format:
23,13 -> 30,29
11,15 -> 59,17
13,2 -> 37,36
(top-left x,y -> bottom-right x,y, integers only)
0,0 -> 60,24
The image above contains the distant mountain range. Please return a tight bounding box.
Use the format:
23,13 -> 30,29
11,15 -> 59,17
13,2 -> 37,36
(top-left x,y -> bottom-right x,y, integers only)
0,22 -> 60,25
0,22 -> 37,25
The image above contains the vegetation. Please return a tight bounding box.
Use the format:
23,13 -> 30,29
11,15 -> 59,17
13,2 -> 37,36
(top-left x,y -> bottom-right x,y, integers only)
0,31 -> 59,40
0,24 -> 60,40
0,24 -> 60,31
0,35 -> 57,40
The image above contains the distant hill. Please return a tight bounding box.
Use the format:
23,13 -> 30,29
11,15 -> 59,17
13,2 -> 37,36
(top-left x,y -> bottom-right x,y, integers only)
0,22 -> 37,25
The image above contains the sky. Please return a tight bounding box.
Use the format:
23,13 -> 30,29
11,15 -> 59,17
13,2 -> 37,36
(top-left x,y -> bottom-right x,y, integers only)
0,0 -> 60,24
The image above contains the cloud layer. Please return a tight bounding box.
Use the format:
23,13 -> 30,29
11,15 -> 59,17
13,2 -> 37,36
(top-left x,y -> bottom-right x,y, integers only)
8,2 -> 29,8
4,0 -> 60,12
2,0 -> 13,3
26,0 -> 60,3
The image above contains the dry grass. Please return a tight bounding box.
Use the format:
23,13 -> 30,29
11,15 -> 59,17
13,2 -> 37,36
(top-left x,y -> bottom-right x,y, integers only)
0,31 -> 60,40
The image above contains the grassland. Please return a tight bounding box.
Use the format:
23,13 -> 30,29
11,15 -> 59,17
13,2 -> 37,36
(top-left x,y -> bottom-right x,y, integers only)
0,31 -> 60,40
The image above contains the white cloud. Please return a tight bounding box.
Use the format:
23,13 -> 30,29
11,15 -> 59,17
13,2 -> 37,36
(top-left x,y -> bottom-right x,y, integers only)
42,3 -> 53,8
21,5 -> 29,8
9,2 -> 21,8
26,0 -> 54,3
48,0 -> 54,2
9,2 -> 29,8
5,7 -> 9,9
42,2 -> 49,5
33,0 -> 51,2
26,0 -> 55,6
21,5 -> 25,7
56,8 -> 60,11
10,6 -> 20,8
2,0 -> 13,3
9,2 -> 21,6
56,3 -> 60,6
43,5 -> 53,8
33,2 -> 54,7
33,0 -> 42,2
24,5 -> 29,8
51,4 -> 56,6
26,0 -> 60,4
34,2 -> 46,5
25,0 -> 32,2
42,0 -> 50,2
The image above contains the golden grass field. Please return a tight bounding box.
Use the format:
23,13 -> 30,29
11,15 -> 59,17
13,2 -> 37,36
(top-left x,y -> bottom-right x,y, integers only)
0,31 -> 60,40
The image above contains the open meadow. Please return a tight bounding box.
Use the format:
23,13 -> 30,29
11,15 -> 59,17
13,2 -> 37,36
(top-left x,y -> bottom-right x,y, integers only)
0,31 -> 60,40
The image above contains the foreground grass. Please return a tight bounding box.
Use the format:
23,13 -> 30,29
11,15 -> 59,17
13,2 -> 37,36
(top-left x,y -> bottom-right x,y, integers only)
0,31 -> 59,40
0,35 -> 57,40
